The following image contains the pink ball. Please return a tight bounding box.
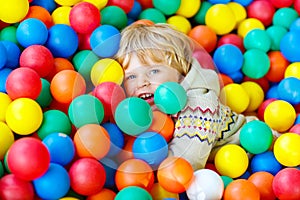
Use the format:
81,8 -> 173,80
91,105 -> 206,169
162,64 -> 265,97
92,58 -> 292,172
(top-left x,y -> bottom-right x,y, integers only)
7,137 -> 50,181
6,67 -> 42,100
69,2 -> 101,34
217,33 -> 245,53
272,168 -> 300,199
289,124 -> 300,135
19,45 -> 54,78
247,0 -> 275,27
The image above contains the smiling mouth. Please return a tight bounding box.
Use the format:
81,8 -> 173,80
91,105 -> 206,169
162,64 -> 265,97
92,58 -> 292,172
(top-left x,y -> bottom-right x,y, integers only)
138,93 -> 154,100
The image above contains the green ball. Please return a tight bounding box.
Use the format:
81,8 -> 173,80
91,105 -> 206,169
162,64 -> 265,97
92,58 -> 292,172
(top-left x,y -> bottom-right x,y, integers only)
273,7 -> 298,29
115,186 -> 153,200
114,97 -> 153,136
193,1 -> 212,25
36,78 -> 52,108
241,49 -> 270,79
68,94 -> 104,128
240,120 -> 273,154
0,161 -> 4,178
0,26 -> 18,44
154,82 -> 187,115
138,8 -> 167,24
101,6 -> 128,30
244,29 -> 271,52
221,175 -> 233,188
266,25 -> 288,51
152,0 -> 180,16
37,109 -> 72,140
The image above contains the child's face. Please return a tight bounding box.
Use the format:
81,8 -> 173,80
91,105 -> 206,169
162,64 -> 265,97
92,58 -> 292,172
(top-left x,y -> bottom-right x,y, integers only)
123,54 -> 182,109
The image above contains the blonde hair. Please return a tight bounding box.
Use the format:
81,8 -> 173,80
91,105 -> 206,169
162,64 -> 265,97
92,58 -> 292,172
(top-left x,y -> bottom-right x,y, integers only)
115,23 -> 194,76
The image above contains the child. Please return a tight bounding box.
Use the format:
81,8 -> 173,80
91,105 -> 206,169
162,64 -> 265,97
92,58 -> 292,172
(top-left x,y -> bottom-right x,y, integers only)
115,23 -> 247,171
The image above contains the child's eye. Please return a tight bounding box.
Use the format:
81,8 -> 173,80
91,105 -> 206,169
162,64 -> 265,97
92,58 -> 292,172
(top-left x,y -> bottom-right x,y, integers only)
149,69 -> 159,75
126,74 -> 136,80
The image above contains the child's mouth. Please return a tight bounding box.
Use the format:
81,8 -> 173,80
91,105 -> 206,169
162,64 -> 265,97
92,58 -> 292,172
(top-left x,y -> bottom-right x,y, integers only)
139,93 -> 154,104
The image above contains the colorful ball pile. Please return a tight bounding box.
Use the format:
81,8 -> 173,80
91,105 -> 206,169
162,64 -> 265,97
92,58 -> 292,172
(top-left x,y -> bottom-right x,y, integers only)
1,0 -> 300,199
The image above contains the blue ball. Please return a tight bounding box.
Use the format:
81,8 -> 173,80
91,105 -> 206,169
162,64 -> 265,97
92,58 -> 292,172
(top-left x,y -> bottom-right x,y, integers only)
208,0 -> 230,4
280,30 -> 300,62
213,44 -> 244,75
16,18 -> 48,48
46,24 -> 78,58
90,24 -> 121,58
250,151 -> 283,176
33,163 -> 70,199
100,157 -> 117,189
0,42 -> 7,69
0,68 -> 12,92
232,0 -> 253,6
0,41 -> 21,69
102,122 -> 125,157
290,18 -> 300,32
132,131 -> 168,169
277,77 -> 300,105
127,0 -> 142,20
227,70 -> 244,83
266,83 -> 280,99
42,132 -> 75,166
31,0 -> 56,13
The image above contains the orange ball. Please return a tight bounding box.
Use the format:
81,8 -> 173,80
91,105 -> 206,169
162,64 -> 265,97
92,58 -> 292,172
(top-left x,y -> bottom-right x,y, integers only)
87,188 -> 116,200
115,158 -> 155,191
218,73 -> 234,88
248,171 -> 276,200
147,111 -> 174,142
74,124 -> 110,160
46,57 -> 74,81
23,5 -> 53,28
50,70 -> 86,104
224,179 -> 260,200
115,135 -> 135,163
188,25 -> 217,53
157,156 -> 194,193
265,51 -> 289,82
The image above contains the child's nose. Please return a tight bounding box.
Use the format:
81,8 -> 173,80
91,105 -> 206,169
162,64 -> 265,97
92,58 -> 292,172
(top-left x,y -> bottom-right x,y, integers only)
137,76 -> 151,88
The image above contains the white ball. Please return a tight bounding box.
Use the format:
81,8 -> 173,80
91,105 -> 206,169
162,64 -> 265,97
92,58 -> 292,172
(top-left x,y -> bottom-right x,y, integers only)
186,169 -> 224,200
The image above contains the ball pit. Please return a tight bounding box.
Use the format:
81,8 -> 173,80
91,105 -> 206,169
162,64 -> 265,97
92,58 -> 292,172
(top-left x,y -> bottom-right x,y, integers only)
1,0 -> 300,199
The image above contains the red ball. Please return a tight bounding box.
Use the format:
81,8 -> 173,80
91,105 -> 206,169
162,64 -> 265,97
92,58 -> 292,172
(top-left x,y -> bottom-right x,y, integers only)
69,158 -> 106,196
269,0 -> 294,8
257,98 -> 277,121
188,25 -> 217,53
0,174 -> 35,200
243,76 -> 270,94
217,33 -> 245,53
289,124 -> 300,135
19,45 -> 54,78
295,0 -> 300,15
7,137 -> 50,181
6,67 -> 42,100
136,0 -> 153,9
247,0 -> 275,27
272,168 -> 300,199
107,0 -> 135,13
78,32 -> 92,50
248,171 -> 276,200
69,2 -> 101,34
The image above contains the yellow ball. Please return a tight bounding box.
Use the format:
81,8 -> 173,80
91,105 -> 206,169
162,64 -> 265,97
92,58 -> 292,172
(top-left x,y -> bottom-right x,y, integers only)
60,198 -> 80,200
227,2 -> 247,28
273,133 -> 300,167
82,0 -> 108,10
0,92 -> 12,122
220,83 -> 250,114
176,0 -> 201,18
237,18 -> 265,38
264,100 -> 296,132
51,6 -> 71,25
5,98 -> 43,135
0,122 -> 14,160
150,182 -> 179,199
205,4 -> 236,35
167,15 -> 192,35
55,0 -> 81,6
0,0 -> 29,23
241,81 -> 264,112
284,62 -> 300,79
91,58 -> 124,86
215,144 -> 249,178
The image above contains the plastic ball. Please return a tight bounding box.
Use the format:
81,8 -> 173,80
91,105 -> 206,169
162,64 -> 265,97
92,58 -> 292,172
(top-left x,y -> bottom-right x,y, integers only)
51,6 -> 71,25
217,33 -> 245,52
285,62 -> 300,79
157,156 -> 194,193
205,4 -> 236,35
50,70 -> 86,104
132,131 -> 168,169
115,158 -> 154,191
214,144 -> 249,178
90,58 -> 124,86
247,0 -> 275,27
102,122 -> 124,157
264,100 -> 296,132
221,176 -> 233,188
273,7 -> 298,29
55,0 -> 81,6
243,29 -> 271,52
127,0 -> 142,20
0,0 -> 29,23
0,92 -> 11,122
0,68 -> 12,93
68,94 -> 104,128
186,169 -> 224,200
87,188 -> 116,200
7,137 -> 50,181
278,77 -> 300,105
153,0 -> 180,16
24,5 -> 53,28
100,6 -> 128,30
69,2 -> 100,34
227,2 -> 247,27
19,44 -> 54,78
250,151 -> 283,175
115,186 -> 153,200
193,1 -> 212,25
154,82 -> 187,115
176,0 -> 200,18
237,18 -> 265,38
266,25 -> 288,51
0,174 -> 34,200
46,57 -> 75,81
46,24 -> 78,58
0,41 -> 21,69
166,15 -> 192,34
272,168 -> 300,200
273,133 -> 300,167
42,132 -> 75,166
241,81 -> 264,112
0,43 -> 7,69
0,122 -> 14,160
90,24 -> 121,58
223,179 -> 260,200
241,49 -> 270,79
68,158 -> 106,196
265,51 -> 289,83
138,8 -> 167,24
5,98 -> 43,135
100,157 -> 117,189
220,83 -> 250,114
114,97 -> 153,136
266,84 -> 280,99
150,183 -> 179,200
188,25 -> 217,53
0,26 -> 17,43
33,163 -> 70,199
36,78 -> 52,108
107,0 -> 134,13
280,30 -> 300,62
248,171 -> 276,200
213,44 -> 243,75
